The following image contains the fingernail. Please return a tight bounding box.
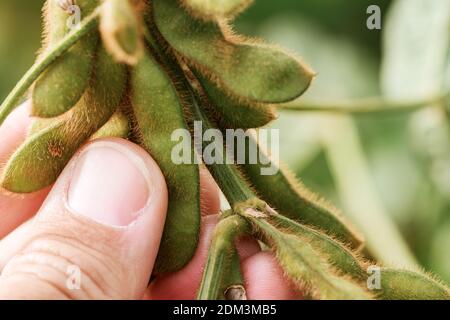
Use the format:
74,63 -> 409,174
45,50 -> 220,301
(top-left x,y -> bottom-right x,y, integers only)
67,142 -> 151,227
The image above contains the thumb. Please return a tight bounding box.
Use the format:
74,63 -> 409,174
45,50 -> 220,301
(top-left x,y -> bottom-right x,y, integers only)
0,138 -> 168,299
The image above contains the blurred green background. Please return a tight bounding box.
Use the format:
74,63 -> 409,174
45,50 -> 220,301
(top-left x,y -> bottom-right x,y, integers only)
1,0 -> 449,285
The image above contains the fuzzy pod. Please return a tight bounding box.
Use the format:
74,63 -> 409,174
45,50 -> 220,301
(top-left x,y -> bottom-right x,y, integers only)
151,0 -> 314,104
131,52 -> 201,274
197,215 -> 249,300
195,72 -> 277,129
377,269 -> 449,300
1,47 -> 127,193
240,208 -> 372,300
91,109 -> 130,139
100,0 -> 144,65
32,0 -> 100,118
265,212 -> 367,279
237,135 -> 364,250
180,0 -> 254,21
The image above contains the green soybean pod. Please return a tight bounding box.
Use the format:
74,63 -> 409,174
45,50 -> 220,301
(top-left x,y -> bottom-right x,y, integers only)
266,212 -> 366,279
180,0 -> 254,20
131,52 -> 201,274
1,47 -> 127,193
195,72 -> 276,129
151,0 -> 314,104
238,135 -> 364,250
241,210 -> 372,300
32,0 -> 99,118
378,269 -> 449,300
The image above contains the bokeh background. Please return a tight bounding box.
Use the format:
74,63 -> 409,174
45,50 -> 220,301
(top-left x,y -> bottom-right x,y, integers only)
1,0 -> 449,285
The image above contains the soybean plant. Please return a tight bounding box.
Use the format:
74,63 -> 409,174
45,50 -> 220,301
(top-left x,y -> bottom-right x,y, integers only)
0,0 -> 448,300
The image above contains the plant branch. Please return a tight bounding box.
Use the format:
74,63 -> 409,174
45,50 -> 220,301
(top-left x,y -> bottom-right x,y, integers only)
278,92 -> 450,114
0,8 -> 101,127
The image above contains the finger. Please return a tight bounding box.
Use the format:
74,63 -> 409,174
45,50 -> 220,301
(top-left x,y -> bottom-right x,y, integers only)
242,252 -> 302,300
0,101 -> 50,238
199,167 -> 220,216
145,214 -> 261,300
0,138 -> 169,299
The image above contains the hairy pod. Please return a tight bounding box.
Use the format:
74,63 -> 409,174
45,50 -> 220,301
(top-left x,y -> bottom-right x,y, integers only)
151,0 -> 314,104
180,0 -> 254,21
240,207 -> 372,300
32,0 -> 99,118
131,52 -> 201,274
1,47 -> 127,193
265,211 -> 367,279
30,108 -> 130,139
236,135 -> 364,249
100,0 -> 143,65
195,72 -> 276,129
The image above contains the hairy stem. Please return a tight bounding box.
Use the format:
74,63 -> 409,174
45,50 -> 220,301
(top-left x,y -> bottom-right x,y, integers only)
278,92 -> 449,114
0,8 -> 101,127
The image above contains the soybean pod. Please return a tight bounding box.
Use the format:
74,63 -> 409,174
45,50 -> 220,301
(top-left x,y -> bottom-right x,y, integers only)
239,206 -> 372,300
151,0 -> 314,104
100,0 -> 143,65
1,47 -> 127,193
195,72 -> 276,130
32,0 -> 99,118
131,51 -> 201,274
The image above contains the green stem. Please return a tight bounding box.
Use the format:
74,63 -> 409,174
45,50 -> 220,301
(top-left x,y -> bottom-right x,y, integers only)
278,92 -> 449,114
0,8 -> 101,127
197,215 -> 250,300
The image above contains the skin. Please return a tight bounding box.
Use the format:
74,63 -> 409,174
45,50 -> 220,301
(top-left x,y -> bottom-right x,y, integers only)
0,102 -> 300,300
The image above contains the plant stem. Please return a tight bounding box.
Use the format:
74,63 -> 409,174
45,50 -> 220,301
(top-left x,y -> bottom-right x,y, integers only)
0,8 -> 101,127
278,92 -> 449,114
143,25 -> 255,206
197,215 -> 250,300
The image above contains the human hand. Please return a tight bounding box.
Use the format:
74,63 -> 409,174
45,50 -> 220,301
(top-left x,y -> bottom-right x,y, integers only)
0,102 -> 300,300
